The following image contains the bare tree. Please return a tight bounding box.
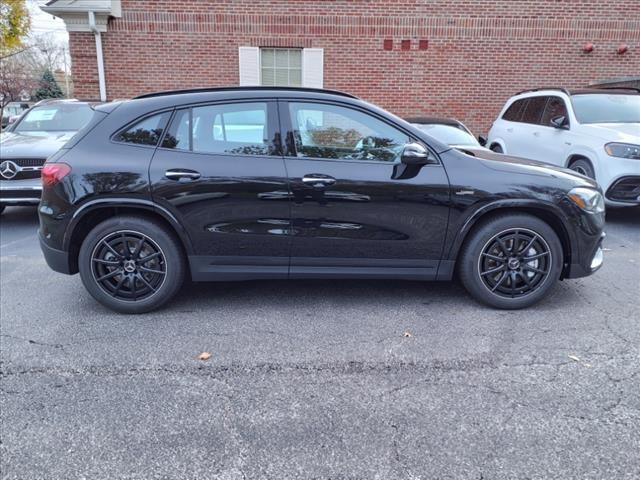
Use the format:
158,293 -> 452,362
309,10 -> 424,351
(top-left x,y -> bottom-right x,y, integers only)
0,54 -> 37,121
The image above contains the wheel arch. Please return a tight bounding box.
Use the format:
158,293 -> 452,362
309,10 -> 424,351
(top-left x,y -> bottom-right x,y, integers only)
64,199 -> 194,274
448,202 -> 575,278
488,139 -> 506,153
564,147 -> 598,169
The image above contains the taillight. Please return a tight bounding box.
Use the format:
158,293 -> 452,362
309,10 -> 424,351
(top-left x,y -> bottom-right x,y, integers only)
41,163 -> 71,186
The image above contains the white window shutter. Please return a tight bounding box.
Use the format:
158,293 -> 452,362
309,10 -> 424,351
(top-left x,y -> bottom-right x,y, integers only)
302,48 -> 324,88
238,47 -> 260,86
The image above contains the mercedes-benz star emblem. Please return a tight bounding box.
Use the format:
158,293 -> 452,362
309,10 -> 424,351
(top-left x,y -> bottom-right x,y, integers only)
0,161 -> 19,180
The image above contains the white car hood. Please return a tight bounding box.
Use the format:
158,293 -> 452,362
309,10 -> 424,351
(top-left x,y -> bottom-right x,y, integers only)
579,123 -> 640,143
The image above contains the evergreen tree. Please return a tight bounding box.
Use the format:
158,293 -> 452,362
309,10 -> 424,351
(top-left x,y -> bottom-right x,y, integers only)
34,69 -> 64,101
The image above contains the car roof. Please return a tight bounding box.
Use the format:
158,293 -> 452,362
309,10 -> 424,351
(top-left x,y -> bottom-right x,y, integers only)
119,86 -> 368,112
569,88 -> 640,95
513,87 -> 639,97
404,117 -> 465,127
134,86 -> 358,100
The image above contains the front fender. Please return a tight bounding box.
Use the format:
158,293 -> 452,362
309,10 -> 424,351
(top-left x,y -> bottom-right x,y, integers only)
444,198 -> 577,263
564,146 -> 598,168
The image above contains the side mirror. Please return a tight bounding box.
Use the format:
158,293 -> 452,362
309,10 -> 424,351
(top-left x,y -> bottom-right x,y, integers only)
478,135 -> 487,146
550,115 -> 569,130
401,142 -> 435,165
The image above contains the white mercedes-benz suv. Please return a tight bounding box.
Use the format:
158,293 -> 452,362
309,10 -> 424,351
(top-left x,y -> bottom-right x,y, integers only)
487,88 -> 640,207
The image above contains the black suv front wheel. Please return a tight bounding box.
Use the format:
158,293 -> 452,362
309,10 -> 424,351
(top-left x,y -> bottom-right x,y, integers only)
78,216 -> 186,314
458,214 -> 563,309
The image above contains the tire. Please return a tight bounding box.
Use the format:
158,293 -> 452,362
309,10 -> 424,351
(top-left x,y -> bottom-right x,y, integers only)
568,158 -> 595,179
458,214 -> 563,309
0,205 -> 5,215
78,216 -> 186,314
490,144 -> 503,154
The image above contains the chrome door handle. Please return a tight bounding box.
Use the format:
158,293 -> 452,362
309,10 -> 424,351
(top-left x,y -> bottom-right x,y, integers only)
302,175 -> 336,187
165,169 -> 201,180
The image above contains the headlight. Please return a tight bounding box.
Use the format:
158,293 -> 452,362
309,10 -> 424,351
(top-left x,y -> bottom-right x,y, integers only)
567,187 -> 605,213
604,143 -> 640,159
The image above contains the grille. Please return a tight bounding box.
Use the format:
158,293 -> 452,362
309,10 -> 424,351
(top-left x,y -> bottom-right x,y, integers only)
606,176 -> 640,203
0,189 -> 41,199
15,170 -> 42,180
1,158 -> 47,167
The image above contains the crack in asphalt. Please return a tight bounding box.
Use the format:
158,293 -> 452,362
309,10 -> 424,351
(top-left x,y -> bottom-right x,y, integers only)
0,334 -> 66,351
0,358 -> 528,379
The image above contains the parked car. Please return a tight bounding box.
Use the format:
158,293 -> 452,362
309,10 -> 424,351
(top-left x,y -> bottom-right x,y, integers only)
0,99 -> 95,214
406,117 -> 489,151
1,102 -> 31,130
39,87 -> 605,313
487,88 -> 640,206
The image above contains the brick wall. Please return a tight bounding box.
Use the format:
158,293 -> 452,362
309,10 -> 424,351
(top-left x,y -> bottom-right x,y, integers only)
69,0 -> 640,134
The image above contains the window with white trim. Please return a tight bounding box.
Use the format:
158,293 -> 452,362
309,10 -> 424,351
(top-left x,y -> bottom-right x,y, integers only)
261,48 -> 302,87
238,47 -> 323,88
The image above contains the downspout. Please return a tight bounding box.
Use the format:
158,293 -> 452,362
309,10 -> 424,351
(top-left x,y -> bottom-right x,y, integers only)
88,11 -> 107,102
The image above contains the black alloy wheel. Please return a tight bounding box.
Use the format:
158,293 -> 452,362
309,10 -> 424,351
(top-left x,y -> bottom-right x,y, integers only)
478,228 -> 551,298
91,230 -> 167,301
458,213 -> 563,309
79,216 -> 186,314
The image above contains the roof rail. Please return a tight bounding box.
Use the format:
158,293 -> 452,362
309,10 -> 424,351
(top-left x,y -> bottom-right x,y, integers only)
594,86 -> 640,93
133,86 -> 359,100
515,87 -> 571,96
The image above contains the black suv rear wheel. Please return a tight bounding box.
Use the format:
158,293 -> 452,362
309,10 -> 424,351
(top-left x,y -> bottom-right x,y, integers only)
458,213 -> 563,309
78,216 -> 186,314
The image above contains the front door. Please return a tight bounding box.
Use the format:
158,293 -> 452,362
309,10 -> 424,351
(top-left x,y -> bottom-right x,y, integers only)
150,100 -> 291,280
280,100 -> 450,279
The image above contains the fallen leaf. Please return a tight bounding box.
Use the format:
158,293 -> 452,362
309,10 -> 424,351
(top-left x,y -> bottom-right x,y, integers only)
568,354 -> 580,362
403,331 -> 412,338
584,363 -> 592,368
198,352 -> 212,361
602,248 -> 612,252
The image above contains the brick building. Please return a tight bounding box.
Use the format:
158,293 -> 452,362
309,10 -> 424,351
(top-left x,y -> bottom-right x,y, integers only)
43,0 -> 640,134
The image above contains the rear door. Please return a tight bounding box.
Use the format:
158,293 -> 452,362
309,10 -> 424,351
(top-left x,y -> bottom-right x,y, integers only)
494,98 -> 528,153
149,100 -> 291,280
534,96 -> 571,167
279,99 -> 450,279
514,96 -> 549,160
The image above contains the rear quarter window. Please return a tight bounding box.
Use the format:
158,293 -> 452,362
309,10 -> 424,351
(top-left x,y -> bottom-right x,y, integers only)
115,112 -> 172,146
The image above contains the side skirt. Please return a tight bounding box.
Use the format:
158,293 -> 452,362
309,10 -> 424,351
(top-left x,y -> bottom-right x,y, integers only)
189,256 -> 449,282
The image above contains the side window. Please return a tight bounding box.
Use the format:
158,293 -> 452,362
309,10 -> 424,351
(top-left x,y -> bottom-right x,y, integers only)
116,112 -> 171,146
162,109 -> 190,149
521,96 -> 548,125
502,99 -> 527,122
288,102 -> 409,162
541,96 -> 568,126
162,103 -> 271,156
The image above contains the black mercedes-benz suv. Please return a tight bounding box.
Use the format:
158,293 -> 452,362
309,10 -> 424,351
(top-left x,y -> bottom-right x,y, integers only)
38,87 -> 605,313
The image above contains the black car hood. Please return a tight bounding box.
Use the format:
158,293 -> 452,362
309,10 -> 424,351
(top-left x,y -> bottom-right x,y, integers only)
0,131 -> 76,159
456,146 -> 598,188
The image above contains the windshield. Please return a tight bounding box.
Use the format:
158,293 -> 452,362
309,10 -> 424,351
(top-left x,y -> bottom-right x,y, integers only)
572,94 -> 640,124
14,103 -> 95,132
412,123 -> 479,146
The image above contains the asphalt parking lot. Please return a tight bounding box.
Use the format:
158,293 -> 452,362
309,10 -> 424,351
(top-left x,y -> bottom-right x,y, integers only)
1,205 -> 639,479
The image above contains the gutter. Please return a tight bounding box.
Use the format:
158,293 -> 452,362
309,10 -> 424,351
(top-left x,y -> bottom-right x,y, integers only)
88,11 -> 107,102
